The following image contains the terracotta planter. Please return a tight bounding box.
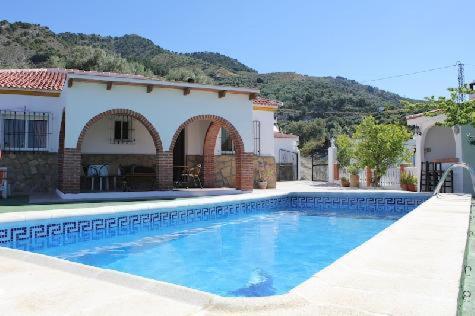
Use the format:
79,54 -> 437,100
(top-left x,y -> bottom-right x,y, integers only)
406,184 -> 417,192
257,181 -> 267,189
350,174 -> 360,188
341,179 -> 350,187
400,183 -> 408,191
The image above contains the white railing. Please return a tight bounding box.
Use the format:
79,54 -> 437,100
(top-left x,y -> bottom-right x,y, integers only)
337,165 -> 416,189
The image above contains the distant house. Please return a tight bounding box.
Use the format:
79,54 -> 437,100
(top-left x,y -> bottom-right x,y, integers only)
406,106 -> 475,194
273,128 -> 300,181
0,68 -> 290,196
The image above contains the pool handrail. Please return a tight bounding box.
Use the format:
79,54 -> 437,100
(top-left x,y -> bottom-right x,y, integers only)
433,162 -> 475,196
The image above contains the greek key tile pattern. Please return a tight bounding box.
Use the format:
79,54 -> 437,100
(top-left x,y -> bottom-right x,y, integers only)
0,193 -> 428,248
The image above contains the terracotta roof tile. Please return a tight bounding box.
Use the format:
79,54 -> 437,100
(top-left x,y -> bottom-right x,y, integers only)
274,131 -> 299,139
0,68 -> 66,91
66,69 -> 148,80
253,97 -> 282,108
406,109 -> 441,120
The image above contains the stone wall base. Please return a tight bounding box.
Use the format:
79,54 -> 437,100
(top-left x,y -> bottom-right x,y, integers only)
213,155 -> 276,189
1,152 -> 58,194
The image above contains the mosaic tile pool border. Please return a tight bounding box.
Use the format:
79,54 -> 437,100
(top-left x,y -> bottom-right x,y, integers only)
0,192 -> 429,245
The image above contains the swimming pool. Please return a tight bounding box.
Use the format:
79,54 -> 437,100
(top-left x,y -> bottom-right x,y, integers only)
0,192 -> 428,297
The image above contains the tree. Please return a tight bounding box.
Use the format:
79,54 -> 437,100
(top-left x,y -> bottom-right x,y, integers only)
300,138 -> 326,156
353,116 -> 411,186
281,119 -> 327,156
165,67 -> 211,84
335,134 -> 353,168
402,87 -> 475,127
49,46 -> 152,76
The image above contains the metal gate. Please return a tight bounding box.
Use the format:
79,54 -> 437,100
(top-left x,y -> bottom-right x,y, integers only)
278,149 -> 298,181
311,154 -> 327,181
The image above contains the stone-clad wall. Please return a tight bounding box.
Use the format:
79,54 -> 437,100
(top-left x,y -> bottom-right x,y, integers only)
1,152 -> 58,194
214,155 -> 276,189
215,155 -> 236,187
254,156 -> 277,188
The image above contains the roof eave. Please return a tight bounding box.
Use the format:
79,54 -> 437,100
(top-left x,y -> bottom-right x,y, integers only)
66,72 -> 259,95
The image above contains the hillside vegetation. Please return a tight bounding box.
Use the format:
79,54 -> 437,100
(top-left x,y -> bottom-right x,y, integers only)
0,20 -> 413,156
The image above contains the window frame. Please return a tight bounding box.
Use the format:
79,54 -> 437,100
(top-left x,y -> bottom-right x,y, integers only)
111,115 -> 135,144
252,120 -> 261,156
1,111 -> 49,152
220,127 -> 235,155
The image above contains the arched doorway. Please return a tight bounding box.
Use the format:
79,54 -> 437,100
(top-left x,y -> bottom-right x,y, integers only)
169,115 -> 253,191
58,109 -> 164,193
423,126 -> 456,162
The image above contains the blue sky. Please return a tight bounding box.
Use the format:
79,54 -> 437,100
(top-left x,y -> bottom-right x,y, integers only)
2,0 -> 474,99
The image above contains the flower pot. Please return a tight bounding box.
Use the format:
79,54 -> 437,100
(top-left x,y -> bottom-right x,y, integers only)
257,181 -> 267,189
350,175 -> 360,188
341,179 -> 350,187
406,184 -> 417,192
400,183 -> 408,191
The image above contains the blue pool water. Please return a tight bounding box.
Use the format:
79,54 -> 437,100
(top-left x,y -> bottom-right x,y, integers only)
25,209 -> 394,297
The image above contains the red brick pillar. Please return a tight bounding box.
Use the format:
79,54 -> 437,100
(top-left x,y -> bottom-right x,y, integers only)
157,151 -> 173,190
366,167 -> 372,187
333,163 -> 340,180
236,152 -> 254,191
399,164 -> 407,174
203,123 -> 220,188
203,153 -> 215,188
58,148 -> 81,193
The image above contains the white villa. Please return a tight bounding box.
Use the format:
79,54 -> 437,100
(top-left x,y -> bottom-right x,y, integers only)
0,68 -> 299,196
406,86 -> 475,194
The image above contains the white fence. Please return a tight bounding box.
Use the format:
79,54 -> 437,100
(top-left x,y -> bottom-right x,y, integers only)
339,166 -> 417,189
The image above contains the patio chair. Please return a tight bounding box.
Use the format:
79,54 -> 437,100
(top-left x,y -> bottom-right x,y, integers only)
87,164 -> 109,191
188,164 -> 202,189
178,164 -> 202,189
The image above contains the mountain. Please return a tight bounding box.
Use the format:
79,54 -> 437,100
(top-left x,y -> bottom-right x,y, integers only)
0,20 -> 413,155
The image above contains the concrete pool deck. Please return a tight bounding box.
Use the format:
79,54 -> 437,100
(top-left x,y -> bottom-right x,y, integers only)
0,184 -> 471,315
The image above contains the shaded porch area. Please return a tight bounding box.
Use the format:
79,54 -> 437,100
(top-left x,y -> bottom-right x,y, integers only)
57,110 -> 256,194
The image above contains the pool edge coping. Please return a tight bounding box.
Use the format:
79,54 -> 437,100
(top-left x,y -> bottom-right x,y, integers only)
0,190 -> 459,314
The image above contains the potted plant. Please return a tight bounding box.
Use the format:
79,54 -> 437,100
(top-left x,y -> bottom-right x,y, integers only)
400,172 -> 408,191
256,168 -> 271,189
335,134 -> 354,188
340,176 -> 350,187
348,164 -> 360,188
400,172 -> 417,192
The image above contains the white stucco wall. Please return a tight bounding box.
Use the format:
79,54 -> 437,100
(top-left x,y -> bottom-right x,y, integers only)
0,93 -> 64,152
252,110 -> 275,156
185,120 -> 210,155
62,81 -> 254,152
81,116 -> 156,154
274,137 -> 299,160
423,126 -> 457,162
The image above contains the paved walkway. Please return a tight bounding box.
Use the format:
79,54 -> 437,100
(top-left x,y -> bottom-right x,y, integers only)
459,200 -> 475,315
0,184 -> 471,315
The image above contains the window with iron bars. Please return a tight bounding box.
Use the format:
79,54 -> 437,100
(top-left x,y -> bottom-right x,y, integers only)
253,120 -> 261,155
110,115 -> 135,144
1,110 -> 50,152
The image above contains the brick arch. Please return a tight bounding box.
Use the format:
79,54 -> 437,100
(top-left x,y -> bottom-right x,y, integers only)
169,115 -> 252,191
169,115 -> 244,154
76,109 -> 163,153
